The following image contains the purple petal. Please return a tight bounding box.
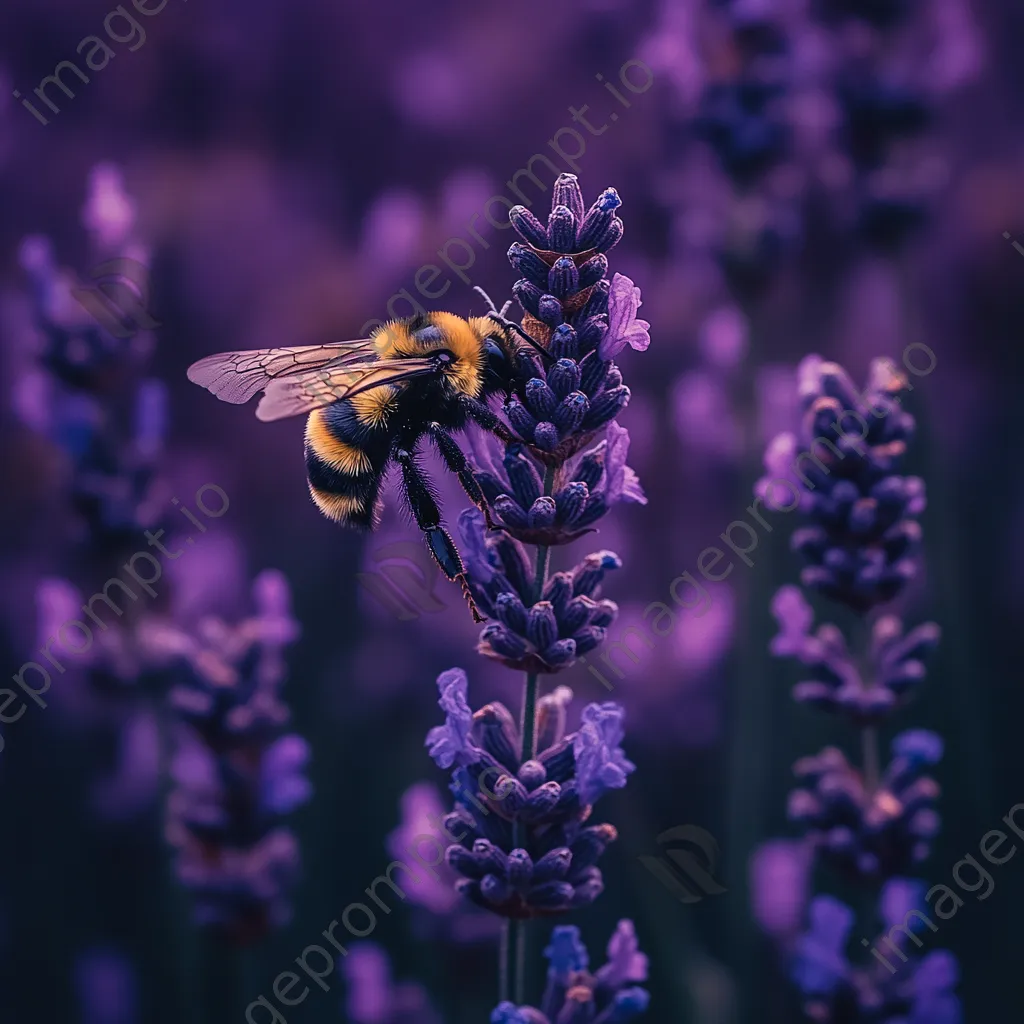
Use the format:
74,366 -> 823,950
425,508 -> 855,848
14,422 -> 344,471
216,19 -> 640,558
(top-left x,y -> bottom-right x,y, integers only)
425,668 -> 479,769
603,421 -> 647,506
599,273 -> 651,360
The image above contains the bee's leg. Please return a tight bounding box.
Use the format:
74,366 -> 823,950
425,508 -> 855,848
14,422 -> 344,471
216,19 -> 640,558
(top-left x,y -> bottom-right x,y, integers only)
458,395 -> 518,447
427,424 -> 500,531
394,446 -> 486,624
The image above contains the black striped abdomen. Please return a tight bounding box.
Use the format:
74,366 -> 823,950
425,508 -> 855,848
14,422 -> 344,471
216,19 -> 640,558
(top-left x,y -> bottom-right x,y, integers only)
304,400 -> 391,527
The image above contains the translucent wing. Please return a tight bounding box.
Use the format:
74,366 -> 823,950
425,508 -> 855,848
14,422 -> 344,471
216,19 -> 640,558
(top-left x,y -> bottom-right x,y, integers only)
187,339 -> 378,405
254,358 -> 438,422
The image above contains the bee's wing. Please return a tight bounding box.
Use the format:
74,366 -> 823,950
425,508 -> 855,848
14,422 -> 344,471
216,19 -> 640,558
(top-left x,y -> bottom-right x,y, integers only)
254,358 -> 439,422
187,339 -> 378,406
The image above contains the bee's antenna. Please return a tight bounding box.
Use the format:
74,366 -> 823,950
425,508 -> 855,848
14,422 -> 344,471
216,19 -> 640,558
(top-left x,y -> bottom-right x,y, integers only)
496,317 -> 556,365
473,286 -> 500,314
498,299 -> 513,318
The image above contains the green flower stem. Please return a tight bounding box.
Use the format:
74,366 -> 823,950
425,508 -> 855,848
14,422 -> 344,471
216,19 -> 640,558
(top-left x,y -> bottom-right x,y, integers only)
502,463 -> 557,1009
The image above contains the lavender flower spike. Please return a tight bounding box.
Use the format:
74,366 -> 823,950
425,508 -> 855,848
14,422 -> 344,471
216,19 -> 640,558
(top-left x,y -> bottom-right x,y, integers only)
164,570 -> 311,943
424,671 -> 632,919
760,352 -> 952,1020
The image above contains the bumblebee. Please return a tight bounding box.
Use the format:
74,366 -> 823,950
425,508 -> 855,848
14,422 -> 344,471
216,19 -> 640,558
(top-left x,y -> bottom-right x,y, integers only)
187,309 -> 549,621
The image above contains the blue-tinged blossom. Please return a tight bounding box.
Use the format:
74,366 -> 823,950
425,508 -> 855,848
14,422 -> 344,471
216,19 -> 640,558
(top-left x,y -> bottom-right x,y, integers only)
492,921 -> 649,1023
573,703 -> 636,805
791,890 -> 962,1024
425,667 -> 481,769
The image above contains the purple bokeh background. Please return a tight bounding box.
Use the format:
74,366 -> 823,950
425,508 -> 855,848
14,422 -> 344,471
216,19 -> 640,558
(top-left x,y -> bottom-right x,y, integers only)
1,0 -> 1023,1021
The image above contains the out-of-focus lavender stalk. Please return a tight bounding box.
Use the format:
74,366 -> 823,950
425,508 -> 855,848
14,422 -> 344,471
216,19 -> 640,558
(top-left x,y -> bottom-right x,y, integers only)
756,355 -> 957,1022
423,175 -> 651,1019
147,569 -> 309,1021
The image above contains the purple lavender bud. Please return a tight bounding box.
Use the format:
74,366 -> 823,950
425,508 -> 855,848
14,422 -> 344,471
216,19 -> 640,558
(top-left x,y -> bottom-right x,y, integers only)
495,592 -> 529,635
572,626 -> 606,655
509,205 -> 549,248
512,279 -> 543,318
570,823 -> 618,868
574,493 -> 608,528
572,551 -> 622,596
543,572 -> 573,614
579,350 -> 612,395
534,421 -> 560,452
582,385 -> 630,429
538,294 -> 564,328
507,849 -> 534,887
553,173 -> 585,225
590,600 -> 616,628
507,242 -> 550,287
527,602 -> 558,650
448,846 -> 487,879
593,216 -> 623,252
547,358 -> 582,399
524,378 -> 558,420
528,881 -> 575,910
578,314 -> 608,355
579,278 -> 611,321
527,496 -> 557,529
505,396 -> 537,441
548,324 -> 579,360
493,535 -> 533,598
481,623 -> 529,660
577,188 -> 623,250
472,838 -> 509,876
548,207 -> 578,254
574,449 -> 605,490
578,253 -> 609,289
475,704 -> 521,768
533,847 -> 573,882
555,481 -> 589,526
494,495 -> 530,530
504,448 -> 543,507
562,595 -> 597,634
542,639 -> 578,667
517,759 -> 547,789
548,256 -> 580,298
479,874 -> 512,905
515,349 -> 543,382
552,392 -> 589,436
520,784 -> 564,823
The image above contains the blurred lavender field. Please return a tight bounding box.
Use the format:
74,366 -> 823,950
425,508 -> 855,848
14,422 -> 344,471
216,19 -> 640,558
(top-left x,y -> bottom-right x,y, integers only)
1,0 -> 1023,1021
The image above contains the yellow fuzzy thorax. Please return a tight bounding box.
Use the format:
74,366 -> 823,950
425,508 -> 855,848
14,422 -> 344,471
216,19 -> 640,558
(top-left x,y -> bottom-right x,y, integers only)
372,313 -> 485,398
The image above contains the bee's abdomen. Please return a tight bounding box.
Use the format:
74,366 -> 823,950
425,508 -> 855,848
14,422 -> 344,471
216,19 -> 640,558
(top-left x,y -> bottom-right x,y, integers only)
304,404 -> 388,528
